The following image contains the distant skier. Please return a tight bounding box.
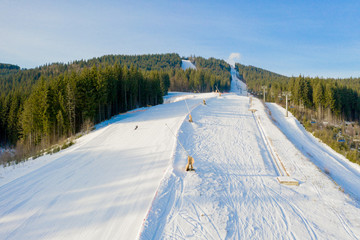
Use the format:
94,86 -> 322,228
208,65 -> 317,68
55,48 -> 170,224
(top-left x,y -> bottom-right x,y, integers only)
134,125 -> 138,130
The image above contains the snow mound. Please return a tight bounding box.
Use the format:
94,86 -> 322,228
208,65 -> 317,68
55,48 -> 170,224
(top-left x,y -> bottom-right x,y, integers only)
163,92 -> 217,104
164,93 -> 194,104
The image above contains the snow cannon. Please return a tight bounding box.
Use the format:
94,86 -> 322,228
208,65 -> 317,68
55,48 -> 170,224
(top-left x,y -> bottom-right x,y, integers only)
215,88 -> 221,97
189,114 -> 193,123
186,156 -> 195,171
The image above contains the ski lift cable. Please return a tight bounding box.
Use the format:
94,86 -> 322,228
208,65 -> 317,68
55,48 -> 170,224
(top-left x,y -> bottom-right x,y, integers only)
184,98 -> 191,114
165,124 -> 189,155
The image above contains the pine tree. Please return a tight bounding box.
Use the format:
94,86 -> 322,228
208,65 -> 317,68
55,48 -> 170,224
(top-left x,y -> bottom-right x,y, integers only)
325,83 -> 336,121
96,66 -> 108,122
160,72 -> 170,95
56,110 -> 64,138
313,81 -> 325,119
66,78 -> 76,135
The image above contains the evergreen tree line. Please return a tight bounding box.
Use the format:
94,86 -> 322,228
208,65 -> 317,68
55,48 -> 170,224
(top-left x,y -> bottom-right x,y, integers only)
169,56 -> 231,92
0,64 -> 168,149
236,63 -> 360,122
80,53 -> 182,71
0,63 -> 20,74
0,54 -> 231,97
0,54 -> 181,97
74,55 -> 231,93
0,54 -> 231,149
71,55 -> 231,92
168,68 -> 230,92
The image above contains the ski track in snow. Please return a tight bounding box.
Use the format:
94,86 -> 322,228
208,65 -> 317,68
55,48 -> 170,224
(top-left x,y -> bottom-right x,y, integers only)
140,67 -> 360,239
1,67 -> 360,239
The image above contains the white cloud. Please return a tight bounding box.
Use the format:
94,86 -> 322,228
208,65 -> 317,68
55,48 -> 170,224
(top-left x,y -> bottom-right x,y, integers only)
227,52 -> 241,66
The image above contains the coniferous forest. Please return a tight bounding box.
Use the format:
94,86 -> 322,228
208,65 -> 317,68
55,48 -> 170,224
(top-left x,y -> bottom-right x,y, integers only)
1,64 -> 166,159
2,54 -> 360,165
0,54 -> 231,162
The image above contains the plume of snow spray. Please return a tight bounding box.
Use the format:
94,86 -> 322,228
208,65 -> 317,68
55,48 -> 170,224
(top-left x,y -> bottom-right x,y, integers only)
227,53 -> 241,67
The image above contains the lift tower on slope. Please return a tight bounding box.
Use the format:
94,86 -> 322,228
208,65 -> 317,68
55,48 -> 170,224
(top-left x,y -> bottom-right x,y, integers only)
261,86 -> 267,102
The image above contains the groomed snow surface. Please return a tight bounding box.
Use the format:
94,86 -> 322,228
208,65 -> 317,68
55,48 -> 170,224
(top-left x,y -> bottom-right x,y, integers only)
181,60 -> 196,70
1,68 -> 360,239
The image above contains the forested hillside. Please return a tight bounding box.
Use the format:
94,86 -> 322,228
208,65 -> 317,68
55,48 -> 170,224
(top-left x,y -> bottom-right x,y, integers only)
0,54 -> 181,97
0,63 -> 20,73
1,64 -> 166,159
236,64 -> 288,92
170,56 -> 231,92
79,53 -> 182,71
0,54 -> 231,163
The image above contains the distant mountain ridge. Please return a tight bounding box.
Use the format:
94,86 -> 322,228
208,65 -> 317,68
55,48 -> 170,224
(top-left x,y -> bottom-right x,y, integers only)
0,63 -> 20,70
0,63 -> 21,78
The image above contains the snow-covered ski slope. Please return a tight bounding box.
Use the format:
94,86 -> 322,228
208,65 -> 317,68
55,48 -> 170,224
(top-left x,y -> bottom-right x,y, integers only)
1,67 -> 360,239
140,95 -> 360,239
140,68 -> 360,239
0,93 -> 216,240
181,60 -> 196,70
230,66 -> 247,94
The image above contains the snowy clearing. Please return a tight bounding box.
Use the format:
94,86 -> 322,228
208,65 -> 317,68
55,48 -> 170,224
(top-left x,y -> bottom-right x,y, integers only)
0,67 -> 360,239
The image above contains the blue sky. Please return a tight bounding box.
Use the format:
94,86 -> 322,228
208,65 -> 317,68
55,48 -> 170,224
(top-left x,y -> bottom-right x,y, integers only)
1,0 -> 359,78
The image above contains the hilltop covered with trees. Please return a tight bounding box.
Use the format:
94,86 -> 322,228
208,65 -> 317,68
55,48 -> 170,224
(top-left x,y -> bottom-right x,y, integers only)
0,53 -> 231,163
169,56 -> 231,92
2,54 -> 360,165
